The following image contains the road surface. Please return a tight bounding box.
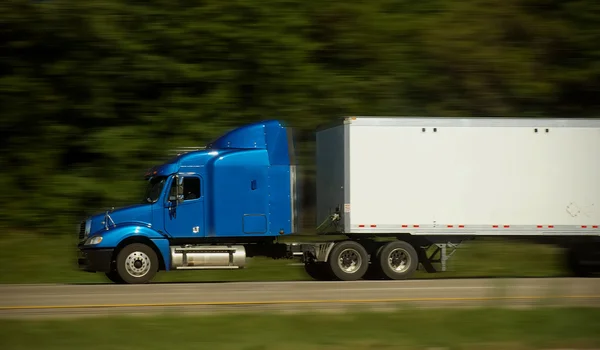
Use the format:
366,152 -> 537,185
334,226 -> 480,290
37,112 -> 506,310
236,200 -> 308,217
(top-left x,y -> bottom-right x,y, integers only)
0,278 -> 599,318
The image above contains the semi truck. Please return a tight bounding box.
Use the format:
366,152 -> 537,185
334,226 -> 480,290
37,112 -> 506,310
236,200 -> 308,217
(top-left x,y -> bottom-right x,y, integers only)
77,116 -> 600,284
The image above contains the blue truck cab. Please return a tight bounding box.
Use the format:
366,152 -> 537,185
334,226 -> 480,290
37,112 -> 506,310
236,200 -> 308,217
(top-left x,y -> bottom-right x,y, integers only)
77,120 -> 299,283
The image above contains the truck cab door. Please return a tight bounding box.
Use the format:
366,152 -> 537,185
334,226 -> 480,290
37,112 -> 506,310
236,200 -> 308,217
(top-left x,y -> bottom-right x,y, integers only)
163,175 -> 205,237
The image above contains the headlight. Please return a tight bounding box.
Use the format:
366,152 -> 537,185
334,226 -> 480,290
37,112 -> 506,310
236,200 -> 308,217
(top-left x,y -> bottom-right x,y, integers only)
86,236 -> 103,245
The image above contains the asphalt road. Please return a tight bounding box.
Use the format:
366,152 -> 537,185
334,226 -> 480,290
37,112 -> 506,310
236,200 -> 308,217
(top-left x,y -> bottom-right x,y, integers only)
1,278 -> 599,318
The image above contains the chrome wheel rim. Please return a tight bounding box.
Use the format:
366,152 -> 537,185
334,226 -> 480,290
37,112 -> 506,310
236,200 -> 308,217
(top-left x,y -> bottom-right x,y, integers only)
387,248 -> 410,273
125,251 -> 151,277
337,248 -> 362,273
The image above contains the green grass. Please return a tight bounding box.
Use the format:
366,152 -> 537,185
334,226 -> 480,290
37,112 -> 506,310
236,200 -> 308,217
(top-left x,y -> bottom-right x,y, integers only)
1,308 -> 599,350
0,232 -> 569,284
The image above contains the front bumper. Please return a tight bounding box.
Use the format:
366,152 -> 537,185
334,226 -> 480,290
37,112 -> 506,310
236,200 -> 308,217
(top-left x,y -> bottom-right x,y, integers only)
77,246 -> 114,273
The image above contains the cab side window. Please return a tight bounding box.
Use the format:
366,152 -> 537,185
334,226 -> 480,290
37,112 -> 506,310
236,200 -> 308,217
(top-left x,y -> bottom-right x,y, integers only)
182,177 -> 201,200
169,176 -> 201,201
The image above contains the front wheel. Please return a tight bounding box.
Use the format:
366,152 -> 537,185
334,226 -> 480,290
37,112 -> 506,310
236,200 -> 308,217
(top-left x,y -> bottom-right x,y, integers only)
115,243 -> 158,284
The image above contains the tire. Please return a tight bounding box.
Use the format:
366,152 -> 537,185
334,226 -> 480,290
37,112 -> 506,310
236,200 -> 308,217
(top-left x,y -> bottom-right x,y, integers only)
327,241 -> 369,281
378,241 -> 418,280
304,262 -> 333,281
115,243 -> 158,284
105,270 -> 125,284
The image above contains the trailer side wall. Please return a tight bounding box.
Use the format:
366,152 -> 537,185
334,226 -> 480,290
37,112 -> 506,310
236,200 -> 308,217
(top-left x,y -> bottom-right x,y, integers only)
345,117 -> 600,236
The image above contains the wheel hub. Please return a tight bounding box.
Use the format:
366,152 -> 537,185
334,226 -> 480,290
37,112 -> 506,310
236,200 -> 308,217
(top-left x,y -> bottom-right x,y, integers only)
125,251 -> 151,277
337,248 -> 362,273
387,248 -> 410,272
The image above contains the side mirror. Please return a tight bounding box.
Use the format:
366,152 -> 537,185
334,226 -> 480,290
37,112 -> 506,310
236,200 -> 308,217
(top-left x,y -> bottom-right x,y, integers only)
175,174 -> 184,203
168,175 -> 177,202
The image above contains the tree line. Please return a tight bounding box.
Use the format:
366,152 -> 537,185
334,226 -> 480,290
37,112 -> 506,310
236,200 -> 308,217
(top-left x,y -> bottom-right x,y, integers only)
1,0 -> 598,234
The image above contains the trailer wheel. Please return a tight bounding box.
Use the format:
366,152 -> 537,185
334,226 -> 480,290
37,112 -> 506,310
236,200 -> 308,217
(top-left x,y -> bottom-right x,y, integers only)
378,241 -> 418,280
303,262 -> 333,281
328,241 -> 369,281
115,243 -> 158,284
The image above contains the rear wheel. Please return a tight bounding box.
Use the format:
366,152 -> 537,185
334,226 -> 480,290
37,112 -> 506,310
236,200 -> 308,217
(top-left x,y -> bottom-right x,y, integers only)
327,241 -> 369,281
378,241 -> 418,280
115,243 -> 158,284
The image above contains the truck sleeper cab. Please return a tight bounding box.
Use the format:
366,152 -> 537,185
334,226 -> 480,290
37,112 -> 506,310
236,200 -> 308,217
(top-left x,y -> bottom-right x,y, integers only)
77,120 -> 303,284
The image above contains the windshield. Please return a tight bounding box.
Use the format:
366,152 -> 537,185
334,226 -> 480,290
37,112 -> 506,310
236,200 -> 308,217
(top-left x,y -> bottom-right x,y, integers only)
143,176 -> 167,203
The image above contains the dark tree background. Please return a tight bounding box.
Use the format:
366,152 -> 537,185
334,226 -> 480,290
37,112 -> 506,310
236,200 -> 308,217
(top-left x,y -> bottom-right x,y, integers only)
1,0 -> 599,234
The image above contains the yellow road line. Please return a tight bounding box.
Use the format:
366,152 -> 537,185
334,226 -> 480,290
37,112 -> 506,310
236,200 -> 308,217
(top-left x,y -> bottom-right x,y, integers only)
1,295 -> 599,310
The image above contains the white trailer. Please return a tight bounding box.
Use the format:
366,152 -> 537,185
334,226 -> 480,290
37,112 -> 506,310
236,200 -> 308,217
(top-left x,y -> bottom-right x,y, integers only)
302,116 -> 600,280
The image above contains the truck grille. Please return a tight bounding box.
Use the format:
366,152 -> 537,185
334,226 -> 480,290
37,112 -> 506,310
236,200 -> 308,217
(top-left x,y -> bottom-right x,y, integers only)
78,221 -> 86,240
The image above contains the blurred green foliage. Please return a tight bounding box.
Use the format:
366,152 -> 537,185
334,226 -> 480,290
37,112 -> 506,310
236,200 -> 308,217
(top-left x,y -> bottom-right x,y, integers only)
1,0 -> 599,233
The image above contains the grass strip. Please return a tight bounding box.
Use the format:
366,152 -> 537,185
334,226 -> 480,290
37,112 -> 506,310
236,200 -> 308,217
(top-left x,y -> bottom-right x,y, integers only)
1,307 -> 599,350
